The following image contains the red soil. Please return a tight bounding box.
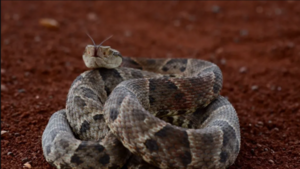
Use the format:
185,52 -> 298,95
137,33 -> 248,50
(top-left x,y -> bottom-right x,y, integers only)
1,1 -> 300,169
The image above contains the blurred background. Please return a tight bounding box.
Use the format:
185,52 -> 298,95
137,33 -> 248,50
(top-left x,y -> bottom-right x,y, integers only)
1,1 -> 300,169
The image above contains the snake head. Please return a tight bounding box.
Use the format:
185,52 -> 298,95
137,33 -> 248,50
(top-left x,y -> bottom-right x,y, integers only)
83,45 -> 123,69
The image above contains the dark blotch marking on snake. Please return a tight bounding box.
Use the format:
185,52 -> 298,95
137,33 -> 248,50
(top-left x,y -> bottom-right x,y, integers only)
155,125 -> 174,137
59,139 -> 69,148
212,120 -> 236,147
114,88 -> 128,106
167,59 -> 188,65
74,96 -> 86,107
76,142 -> 87,151
93,114 -> 104,121
145,139 -> 159,152
155,125 -> 190,149
46,145 -> 51,155
98,153 -> 110,165
122,58 -> 143,70
81,87 -> 99,101
149,95 -> 155,105
131,109 -> 146,121
180,66 -> 186,72
71,154 -> 83,165
110,108 -> 119,121
80,120 -> 90,134
174,92 -> 185,100
220,151 -> 229,163
98,68 -> 123,82
180,151 -> 192,167
104,86 -> 111,95
131,70 -> 144,78
166,80 -> 178,90
162,59 -> 187,72
212,68 -> 223,94
148,79 -> 157,91
162,67 -> 169,72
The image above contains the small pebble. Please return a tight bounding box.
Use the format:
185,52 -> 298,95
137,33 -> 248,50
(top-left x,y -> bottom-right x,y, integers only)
286,42 -> 294,48
257,143 -> 262,147
251,85 -> 259,91
1,130 -> 8,135
23,162 -> 31,168
4,39 -> 10,45
12,14 -> 19,20
264,148 -> 268,151
268,159 -> 274,164
35,95 -> 39,99
87,13 -> 98,21
18,89 -> 26,93
275,8 -> 282,15
277,86 -> 282,91
39,18 -> 59,29
215,48 -> 223,55
211,5 -> 221,13
257,121 -> 263,125
34,36 -> 41,42
239,67 -> 247,73
124,31 -> 132,37
1,69 -> 5,74
1,84 -> 8,91
240,29 -> 248,37
220,59 -> 226,65
22,157 -> 28,162
7,152 -> 14,156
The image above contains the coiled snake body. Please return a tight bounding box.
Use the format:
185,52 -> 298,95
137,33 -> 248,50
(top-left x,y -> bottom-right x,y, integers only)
42,44 -> 240,169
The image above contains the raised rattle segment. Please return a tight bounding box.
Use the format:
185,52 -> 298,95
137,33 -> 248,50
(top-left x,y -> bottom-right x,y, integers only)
42,42 -> 240,169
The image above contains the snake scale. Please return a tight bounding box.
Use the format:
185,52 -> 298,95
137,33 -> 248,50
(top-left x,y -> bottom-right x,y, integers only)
42,43 -> 241,169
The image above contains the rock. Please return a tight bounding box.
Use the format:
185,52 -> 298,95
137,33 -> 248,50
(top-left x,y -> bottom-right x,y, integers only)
212,5 -> 221,13
1,84 -> 8,91
220,59 -> 226,65
39,18 -> 59,29
124,31 -> 132,37
18,89 -> 26,93
251,85 -> 259,91
215,48 -> 223,55
239,67 -> 247,73
23,162 -> 31,168
34,36 -> 41,42
240,29 -> 248,37
1,130 -> 8,135
87,13 -> 98,21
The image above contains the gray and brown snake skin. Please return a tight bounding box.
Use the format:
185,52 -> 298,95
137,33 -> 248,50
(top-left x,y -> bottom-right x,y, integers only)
42,45 -> 240,169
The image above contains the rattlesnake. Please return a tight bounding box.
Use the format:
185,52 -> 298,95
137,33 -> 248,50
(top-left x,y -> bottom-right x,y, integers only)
42,42 -> 240,169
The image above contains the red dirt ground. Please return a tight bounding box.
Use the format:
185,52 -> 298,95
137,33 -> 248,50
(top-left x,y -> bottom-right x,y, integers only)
1,1 -> 300,169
